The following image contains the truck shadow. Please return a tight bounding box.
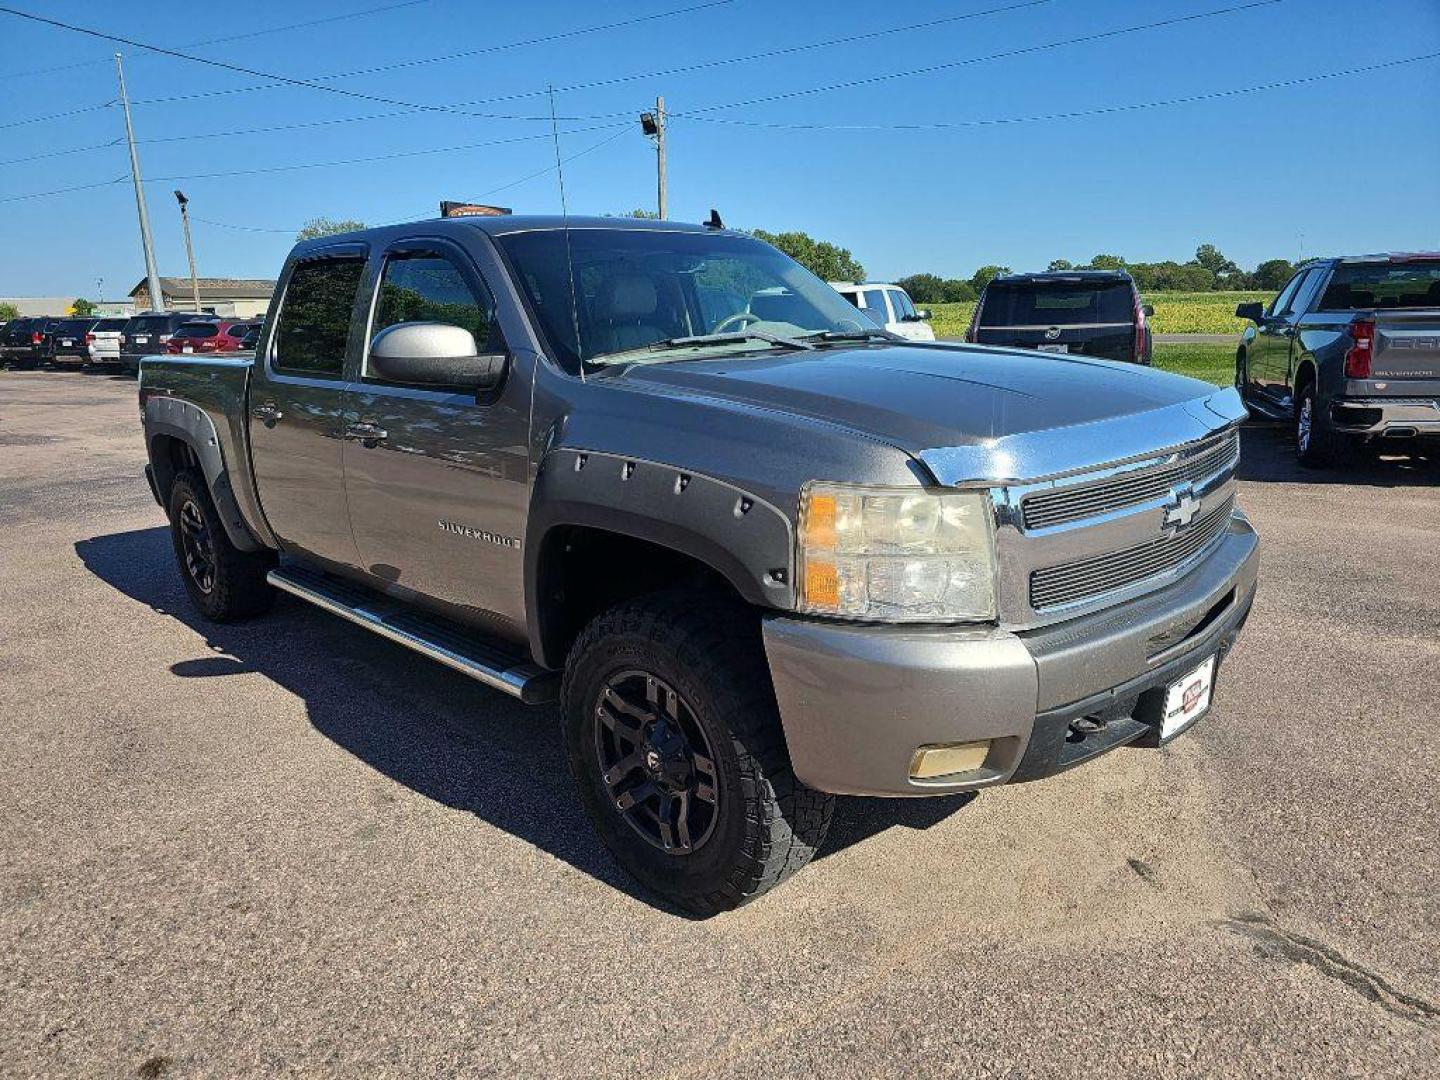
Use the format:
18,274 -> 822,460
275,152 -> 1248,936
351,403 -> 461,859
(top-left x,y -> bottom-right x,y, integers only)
1238,422 -> 1438,486
74,526 -> 976,916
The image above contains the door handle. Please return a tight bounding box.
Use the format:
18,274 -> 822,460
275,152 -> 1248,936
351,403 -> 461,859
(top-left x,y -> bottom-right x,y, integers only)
251,401 -> 283,424
345,421 -> 388,444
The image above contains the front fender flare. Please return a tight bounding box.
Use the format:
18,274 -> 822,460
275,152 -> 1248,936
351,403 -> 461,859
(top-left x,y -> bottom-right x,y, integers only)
524,448 -> 797,666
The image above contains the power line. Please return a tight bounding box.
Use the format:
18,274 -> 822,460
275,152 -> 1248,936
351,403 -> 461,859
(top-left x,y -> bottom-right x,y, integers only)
446,0 -> 1059,108
123,0 -> 1050,113
0,0 -> 433,81
0,123 -> 633,205
673,51 -> 1440,131
0,0 -> 1051,164
0,6 -> 633,123
187,128 -> 635,234
668,0 -> 1284,117
0,1 -> 734,120
0,99 -> 113,131
0,137 -> 121,167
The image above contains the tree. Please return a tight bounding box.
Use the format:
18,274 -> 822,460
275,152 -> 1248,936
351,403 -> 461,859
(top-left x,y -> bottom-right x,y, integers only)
1193,243 -> 1239,277
0,302 -> 19,322
751,229 -> 864,282
296,217 -> 366,242
70,298 -> 96,316
1086,254 -> 1127,272
941,279 -> 977,303
1046,259 -> 1074,271
1254,258 -> 1296,291
895,273 -> 948,305
969,265 -> 1011,292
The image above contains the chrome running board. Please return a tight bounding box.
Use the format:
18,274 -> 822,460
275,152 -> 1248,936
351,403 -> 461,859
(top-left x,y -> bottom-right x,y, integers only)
267,565 -> 557,704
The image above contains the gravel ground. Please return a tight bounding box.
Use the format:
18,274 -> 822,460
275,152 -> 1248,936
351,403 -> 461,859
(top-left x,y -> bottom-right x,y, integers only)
1,370 -> 1437,1078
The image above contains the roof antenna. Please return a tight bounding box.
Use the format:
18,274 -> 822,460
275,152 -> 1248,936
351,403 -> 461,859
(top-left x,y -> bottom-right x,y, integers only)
549,84 -> 585,383
704,209 -> 724,230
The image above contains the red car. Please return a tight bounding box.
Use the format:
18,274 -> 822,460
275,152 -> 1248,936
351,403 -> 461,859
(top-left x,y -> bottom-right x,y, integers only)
165,319 -> 256,355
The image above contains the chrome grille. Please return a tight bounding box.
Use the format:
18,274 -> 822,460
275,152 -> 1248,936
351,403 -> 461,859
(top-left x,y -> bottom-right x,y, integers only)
1029,495 -> 1234,611
1021,430 -> 1239,530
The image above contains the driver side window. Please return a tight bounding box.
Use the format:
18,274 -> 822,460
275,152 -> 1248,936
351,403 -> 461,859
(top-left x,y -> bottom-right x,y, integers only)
1266,271 -> 1306,319
370,252 -> 502,376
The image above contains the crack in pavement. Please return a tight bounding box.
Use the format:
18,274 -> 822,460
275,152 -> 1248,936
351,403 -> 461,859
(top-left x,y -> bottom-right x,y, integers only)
1224,912 -> 1439,1024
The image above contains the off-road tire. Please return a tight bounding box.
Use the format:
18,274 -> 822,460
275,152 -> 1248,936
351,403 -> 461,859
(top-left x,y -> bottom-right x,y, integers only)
167,469 -> 276,621
1295,379 -> 1345,468
561,593 -> 833,916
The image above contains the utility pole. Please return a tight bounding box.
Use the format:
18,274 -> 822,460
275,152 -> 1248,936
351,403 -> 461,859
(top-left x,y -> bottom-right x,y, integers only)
115,53 -> 164,313
639,97 -> 667,219
174,191 -> 202,312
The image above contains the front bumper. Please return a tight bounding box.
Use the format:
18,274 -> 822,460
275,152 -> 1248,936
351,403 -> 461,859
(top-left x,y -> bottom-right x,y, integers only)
763,509 -> 1259,796
1331,396 -> 1440,438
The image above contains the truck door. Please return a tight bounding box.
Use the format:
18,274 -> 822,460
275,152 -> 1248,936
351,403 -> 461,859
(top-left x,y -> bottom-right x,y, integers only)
341,240 -> 532,635
248,249 -> 367,569
1249,269 -> 1312,407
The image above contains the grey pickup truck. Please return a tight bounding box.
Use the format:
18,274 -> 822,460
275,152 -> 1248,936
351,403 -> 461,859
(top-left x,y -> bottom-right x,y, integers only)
1235,253 -> 1440,466
139,215 -> 1258,913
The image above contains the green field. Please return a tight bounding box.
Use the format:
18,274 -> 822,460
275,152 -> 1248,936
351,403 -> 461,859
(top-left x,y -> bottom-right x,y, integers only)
1151,343 -> 1236,387
925,290 -> 1269,339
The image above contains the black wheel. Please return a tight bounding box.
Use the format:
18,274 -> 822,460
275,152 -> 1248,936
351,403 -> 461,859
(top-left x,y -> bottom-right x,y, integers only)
167,469 -> 276,621
561,593 -> 833,916
1295,379 -> 1346,468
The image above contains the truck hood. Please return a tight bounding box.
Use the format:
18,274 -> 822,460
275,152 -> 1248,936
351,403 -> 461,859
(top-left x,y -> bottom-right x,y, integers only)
609,343 -> 1246,484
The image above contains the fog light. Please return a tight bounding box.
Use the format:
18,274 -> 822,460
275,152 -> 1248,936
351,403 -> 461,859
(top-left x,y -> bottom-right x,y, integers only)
909,740 -> 991,780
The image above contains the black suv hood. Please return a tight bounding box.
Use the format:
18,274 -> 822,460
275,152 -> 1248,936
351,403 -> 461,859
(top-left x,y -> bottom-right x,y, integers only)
610,343 -> 1217,455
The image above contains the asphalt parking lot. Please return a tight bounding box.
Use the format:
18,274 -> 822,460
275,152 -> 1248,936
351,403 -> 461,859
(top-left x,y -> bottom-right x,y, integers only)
2,369 -> 1437,1078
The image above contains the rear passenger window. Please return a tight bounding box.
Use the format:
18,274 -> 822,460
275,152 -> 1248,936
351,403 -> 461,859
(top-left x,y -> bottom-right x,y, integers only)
371,252 -> 501,361
862,289 -> 891,322
273,258 -> 365,376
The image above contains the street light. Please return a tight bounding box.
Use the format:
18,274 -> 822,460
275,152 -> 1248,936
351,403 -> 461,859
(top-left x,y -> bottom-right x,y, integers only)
173,189 -> 202,313
639,99 -> 666,219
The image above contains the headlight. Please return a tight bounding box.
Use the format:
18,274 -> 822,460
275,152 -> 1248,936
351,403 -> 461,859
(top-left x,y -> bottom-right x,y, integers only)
796,482 -> 997,622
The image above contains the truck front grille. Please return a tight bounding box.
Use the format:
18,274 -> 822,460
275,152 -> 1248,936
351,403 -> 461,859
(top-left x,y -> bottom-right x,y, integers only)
1029,495 -> 1234,611
1021,430 -> 1239,530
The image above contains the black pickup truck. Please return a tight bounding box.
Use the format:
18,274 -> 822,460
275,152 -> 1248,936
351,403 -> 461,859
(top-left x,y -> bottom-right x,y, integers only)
1236,253 -> 1440,466
139,215 -> 1259,913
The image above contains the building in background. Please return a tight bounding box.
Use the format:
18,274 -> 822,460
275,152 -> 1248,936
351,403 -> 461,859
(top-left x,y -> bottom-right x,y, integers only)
127,277 -> 276,317
0,296 -> 118,316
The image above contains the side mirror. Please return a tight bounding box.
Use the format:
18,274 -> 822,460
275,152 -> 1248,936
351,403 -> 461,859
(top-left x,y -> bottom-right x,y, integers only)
916,308 -> 932,321
1235,302 -> 1265,323
1140,303 -> 1154,318
368,322 -> 507,391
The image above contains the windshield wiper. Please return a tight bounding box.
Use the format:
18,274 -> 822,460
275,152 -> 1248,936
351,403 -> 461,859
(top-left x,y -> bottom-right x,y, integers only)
592,330 -> 813,364
797,329 -> 896,344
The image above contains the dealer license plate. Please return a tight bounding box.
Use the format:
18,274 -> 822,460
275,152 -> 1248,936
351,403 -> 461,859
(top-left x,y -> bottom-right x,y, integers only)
1037,343 -> 1068,353
1161,655 -> 1216,739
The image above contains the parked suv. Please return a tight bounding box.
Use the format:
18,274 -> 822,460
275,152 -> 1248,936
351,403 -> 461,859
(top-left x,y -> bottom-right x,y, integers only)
120,312 -> 215,375
1,317 -> 53,369
85,317 -> 132,367
46,317 -> 101,367
830,282 -> 936,341
166,319 -> 255,355
1236,253 -> 1440,466
967,271 -> 1153,364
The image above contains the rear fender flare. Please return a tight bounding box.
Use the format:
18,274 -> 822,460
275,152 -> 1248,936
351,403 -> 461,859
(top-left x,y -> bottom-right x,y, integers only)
144,396 -> 264,553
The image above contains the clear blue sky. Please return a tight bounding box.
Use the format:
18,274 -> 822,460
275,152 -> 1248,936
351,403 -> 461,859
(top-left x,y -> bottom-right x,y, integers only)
1,0 -> 1437,298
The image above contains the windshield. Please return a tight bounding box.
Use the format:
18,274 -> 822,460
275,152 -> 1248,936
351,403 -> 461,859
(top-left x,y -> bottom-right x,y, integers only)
1319,261 -> 1440,310
979,281 -> 1135,327
493,228 -> 877,370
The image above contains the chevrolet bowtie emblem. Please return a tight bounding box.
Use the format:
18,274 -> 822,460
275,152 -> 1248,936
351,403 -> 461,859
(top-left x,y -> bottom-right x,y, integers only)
1163,487 -> 1202,531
